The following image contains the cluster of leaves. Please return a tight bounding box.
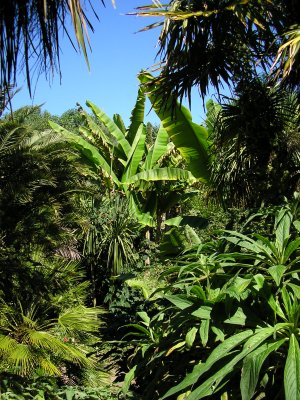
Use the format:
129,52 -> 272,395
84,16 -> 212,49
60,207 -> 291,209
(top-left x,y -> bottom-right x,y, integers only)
209,80 -> 300,208
134,0 -> 300,108
0,107 -> 107,385
0,0 -> 106,93
122,201 -> 300,399
50,85 -> 202,229
0,375 -> 119,400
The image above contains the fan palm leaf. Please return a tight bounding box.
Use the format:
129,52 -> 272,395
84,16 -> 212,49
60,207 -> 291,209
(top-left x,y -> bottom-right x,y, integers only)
0,300 -> 101,377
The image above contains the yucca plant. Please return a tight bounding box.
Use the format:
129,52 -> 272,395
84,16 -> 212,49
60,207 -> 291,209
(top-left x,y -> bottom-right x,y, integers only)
83,194 -> 140,280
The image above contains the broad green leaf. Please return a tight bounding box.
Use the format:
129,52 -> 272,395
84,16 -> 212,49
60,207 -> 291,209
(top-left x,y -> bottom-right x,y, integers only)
253,274 -> 265,291
284,334 -> 300,400
165,215 -> 208,228
139,72 -> 210,182
126,324 -> 151,337
191,305 -> 212,319
127,280 -> 149,299
281,286 -> 293,318
122,124 -> 146,182
125,167 -> 197,185
143,125 -> 169,170
136,311 -> 151,326
65,388 -> 76,400
275,210 -> 292,251
284,238 -> 300,261
268,264 -> 286,286
162,330 -> 254,399
49,121 -> 119,184
165,294 -> 193,310
128,194 -> 155,227
177,392 -> 191,400
267,294 -> 286,320
293,220 -> 300,232
231,277 -> 252,296
123,365 -> 137,394
159,227 -> 189,255
224,231 -> 261,253
185,225 -> 202,245
113,113 -> 127,134
199,319 -> 209,346
187,328 -> 276,400
86,101 -> 131,157
241,339 -> 286,400
224,307 -> 247,325
190,285 -> 206,300
186,327 -> 198,349
211,326 -> 225,342
126,87 -> 146,145
287,283 -> 300,299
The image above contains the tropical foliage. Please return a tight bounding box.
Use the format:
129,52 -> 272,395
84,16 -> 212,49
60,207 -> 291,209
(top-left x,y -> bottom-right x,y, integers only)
1,2 -> 300,398
209,79 -> 300,207
133,0 -> 300,106
123,203 -> 300,399
49,86 -> 205,227
0,0 -> 107,92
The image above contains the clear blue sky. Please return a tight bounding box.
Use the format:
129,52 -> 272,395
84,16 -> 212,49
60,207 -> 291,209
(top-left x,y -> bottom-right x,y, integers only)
11,0 -> 209,126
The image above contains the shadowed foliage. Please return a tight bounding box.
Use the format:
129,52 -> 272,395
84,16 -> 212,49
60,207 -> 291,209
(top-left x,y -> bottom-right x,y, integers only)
210,79 -> 300,208
134,0 -> 300,108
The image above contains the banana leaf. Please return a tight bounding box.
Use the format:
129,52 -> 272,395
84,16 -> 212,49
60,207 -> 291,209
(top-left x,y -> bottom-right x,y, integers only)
143,125 -> 169,170
125,167 -> 197,186
49,121 -> 119,184
122,124 -> 146,183
139,71 -> 210,182
129,194 -> 156,227
86,100 -> 131,159
165,216 -> 209,228
126,87 -> 146,145
113,113 -> 127,134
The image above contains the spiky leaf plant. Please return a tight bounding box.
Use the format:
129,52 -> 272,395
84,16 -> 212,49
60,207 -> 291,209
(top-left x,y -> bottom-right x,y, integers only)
210,79 -> 300,208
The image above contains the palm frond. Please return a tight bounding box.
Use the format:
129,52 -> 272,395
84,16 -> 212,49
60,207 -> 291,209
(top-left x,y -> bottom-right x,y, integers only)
58,305 -> 104,335
0,0 -> 105,93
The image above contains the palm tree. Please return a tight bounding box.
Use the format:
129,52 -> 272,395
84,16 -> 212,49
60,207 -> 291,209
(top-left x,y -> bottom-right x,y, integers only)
0,115 -> 88,254
272,25 -> 300,88
0,300 -> 103,380
133,0 -> 300,107
209,79 -> 300,208
0,0 -> 106,94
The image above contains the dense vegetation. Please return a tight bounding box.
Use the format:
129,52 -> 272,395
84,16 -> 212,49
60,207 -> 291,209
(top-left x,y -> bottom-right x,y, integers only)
1,1 -> 300,399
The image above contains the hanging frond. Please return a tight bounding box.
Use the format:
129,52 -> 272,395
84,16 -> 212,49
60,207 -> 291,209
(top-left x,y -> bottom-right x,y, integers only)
0,0 -> 105,94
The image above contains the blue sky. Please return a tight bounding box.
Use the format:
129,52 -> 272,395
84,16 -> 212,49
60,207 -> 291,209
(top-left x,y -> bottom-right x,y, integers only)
11,0 -> 209,127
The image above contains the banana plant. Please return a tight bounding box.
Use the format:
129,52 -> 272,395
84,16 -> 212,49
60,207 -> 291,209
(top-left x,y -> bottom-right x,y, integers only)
49,88 -> 197,226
